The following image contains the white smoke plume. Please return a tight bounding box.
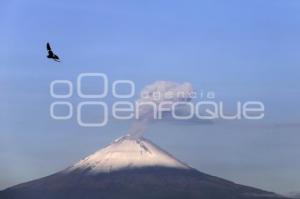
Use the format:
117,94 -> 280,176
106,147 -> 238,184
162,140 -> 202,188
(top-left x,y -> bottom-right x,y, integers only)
128,81 -> 193,138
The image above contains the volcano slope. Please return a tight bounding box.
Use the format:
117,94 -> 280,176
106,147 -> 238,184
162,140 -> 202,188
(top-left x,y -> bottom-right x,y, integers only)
0,136 -> 291,199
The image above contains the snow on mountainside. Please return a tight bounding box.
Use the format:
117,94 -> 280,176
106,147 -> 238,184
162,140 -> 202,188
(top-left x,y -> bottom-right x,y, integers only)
0,135 -> 291,199
67,135 -> 190,173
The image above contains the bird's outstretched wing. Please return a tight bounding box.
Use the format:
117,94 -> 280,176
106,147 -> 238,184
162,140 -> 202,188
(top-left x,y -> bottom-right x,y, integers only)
46,42 -> 51,51
53,54 -> 59,60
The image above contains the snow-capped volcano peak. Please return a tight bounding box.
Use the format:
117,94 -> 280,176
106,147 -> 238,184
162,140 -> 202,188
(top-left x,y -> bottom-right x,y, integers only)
2,136 -> 285,199
67,135 -> 190,173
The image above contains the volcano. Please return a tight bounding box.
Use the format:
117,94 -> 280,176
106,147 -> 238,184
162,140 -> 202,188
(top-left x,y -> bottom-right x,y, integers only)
0,136 -> 290,199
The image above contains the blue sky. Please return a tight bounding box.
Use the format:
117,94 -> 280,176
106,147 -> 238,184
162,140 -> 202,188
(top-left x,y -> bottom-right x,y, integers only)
1,0 -> 300,195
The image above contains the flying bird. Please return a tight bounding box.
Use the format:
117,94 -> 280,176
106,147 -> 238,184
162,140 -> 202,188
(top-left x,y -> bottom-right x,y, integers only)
46,42 -> 60,62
